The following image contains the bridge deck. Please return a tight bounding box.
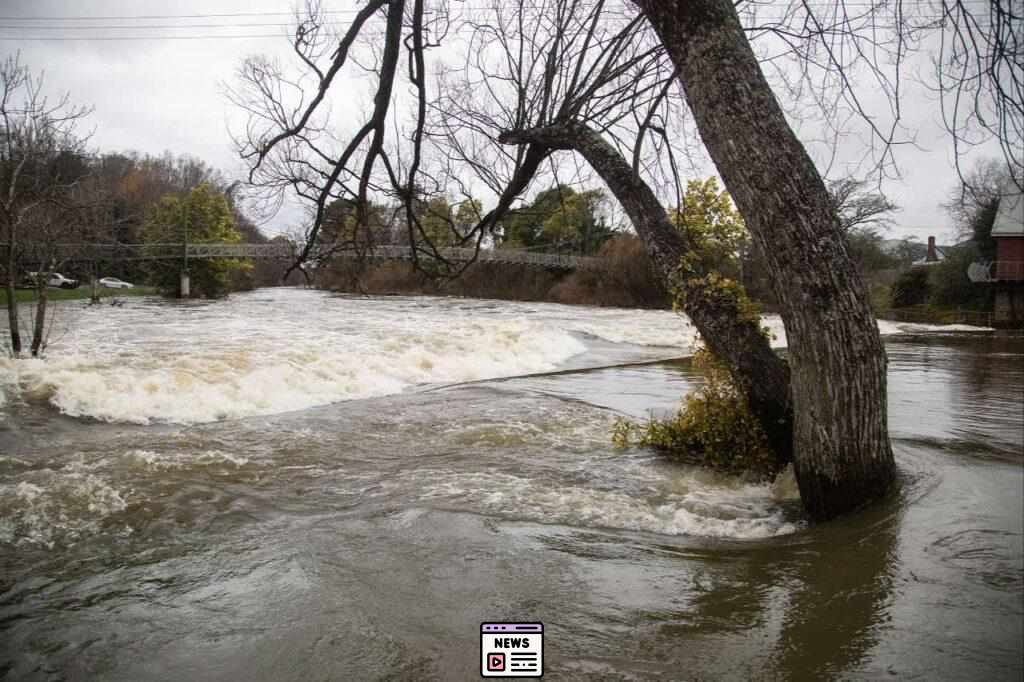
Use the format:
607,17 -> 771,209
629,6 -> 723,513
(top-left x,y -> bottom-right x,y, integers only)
4,243 -> 598,270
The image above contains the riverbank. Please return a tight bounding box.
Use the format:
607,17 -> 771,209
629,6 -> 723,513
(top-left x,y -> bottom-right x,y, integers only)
320,251 -> 999,326
319,236 -> 670,309
1,286 -> 158,304
321,269 -> 1000,331
323,261 -> 671,308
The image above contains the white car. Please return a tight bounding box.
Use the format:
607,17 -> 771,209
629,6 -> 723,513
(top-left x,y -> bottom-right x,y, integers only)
50,273 -> 80,289
99,277 -> 134,289
24,272 -> 79,289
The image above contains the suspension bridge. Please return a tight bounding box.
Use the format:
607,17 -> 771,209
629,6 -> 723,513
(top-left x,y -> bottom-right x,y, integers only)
4,242 -> 599,271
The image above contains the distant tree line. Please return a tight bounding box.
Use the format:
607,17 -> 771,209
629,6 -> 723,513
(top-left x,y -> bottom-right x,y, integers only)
318,173 -> 917,316
1,53 -> 285,357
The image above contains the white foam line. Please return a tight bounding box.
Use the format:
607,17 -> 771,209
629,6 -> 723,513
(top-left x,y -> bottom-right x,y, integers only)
0,292 -> 986,425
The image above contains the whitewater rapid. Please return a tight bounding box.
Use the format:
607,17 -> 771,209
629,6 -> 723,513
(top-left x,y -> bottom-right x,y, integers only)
0,289 -> 987,425
0,289 -> 1008,553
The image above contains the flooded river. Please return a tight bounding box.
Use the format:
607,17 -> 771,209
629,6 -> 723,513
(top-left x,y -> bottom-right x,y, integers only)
1,289 -> 1021,680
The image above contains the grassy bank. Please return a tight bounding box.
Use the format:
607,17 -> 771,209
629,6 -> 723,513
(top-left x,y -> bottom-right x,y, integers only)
879,303 -> 995,327
1,286 -> 158,304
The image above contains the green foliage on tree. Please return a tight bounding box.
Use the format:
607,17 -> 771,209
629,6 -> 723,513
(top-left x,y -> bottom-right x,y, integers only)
454,198 -> 482,237
416,196 -> 455,246
890,239 -> 991,312
407,195 -> 482,248
143,183 -> 249,298
540,188 -> 613,254
612,348 -> 780,479
671,177 -> 749,279
502,187 -> 563,248
322,198 -> 392,250
502,186 -> 613,254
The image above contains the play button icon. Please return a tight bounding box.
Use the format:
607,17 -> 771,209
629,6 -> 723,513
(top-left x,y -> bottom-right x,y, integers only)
487,653 -> 505,672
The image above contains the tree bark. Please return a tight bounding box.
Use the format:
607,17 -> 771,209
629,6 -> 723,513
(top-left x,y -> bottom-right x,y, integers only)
500,122 -> 793,469
5,242 -> 21,355
633,0 -> 895,520
30,277 -> 48,357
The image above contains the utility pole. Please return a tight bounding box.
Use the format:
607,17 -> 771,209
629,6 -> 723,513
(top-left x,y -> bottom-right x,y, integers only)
89,261 -> 100,304
180,203 -> 190,298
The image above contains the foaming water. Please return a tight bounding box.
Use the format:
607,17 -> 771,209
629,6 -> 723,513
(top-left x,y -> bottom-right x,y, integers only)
419,468 -> 801,539
0,290 -> 1019,681
125,448 -> 251,470
1,292 -> 594,424
10,322 -> 583,424
0,290 -> 707,424
0,463 -> 129,549
0,290 -> 973,426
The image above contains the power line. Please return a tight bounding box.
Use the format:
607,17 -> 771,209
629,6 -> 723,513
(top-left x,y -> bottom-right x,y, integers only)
0,2 -> 999,41
1,34 -> 304,41
0,21 -> 993,42
0,9 -> 373,21
0,0 -> 992,21
0,22 -> 368,30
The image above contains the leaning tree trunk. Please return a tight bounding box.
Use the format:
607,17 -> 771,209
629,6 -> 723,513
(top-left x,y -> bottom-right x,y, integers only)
5,242 -> 21,355
634,0 -> 896,520
500,122 -> 793,468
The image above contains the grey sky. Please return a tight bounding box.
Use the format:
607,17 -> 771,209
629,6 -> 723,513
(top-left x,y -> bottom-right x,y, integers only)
1,0 -> 1009,244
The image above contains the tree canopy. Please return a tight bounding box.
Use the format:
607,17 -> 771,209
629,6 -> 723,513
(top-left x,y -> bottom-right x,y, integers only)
501,186 -> 613,254
671,178 -> 749,279
143,183 -> 249,298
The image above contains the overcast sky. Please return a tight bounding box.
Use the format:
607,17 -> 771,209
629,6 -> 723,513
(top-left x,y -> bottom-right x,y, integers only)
1,0 -> 1010,244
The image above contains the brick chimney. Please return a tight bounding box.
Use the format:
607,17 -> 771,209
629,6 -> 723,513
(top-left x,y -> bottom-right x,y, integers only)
926,236 -> 938,262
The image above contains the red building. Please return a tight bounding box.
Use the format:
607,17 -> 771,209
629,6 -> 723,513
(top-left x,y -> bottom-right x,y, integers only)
970,186 -> 1024,325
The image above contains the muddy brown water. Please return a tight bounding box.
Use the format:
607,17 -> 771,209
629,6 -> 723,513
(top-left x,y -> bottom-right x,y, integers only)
0,291 -> 1021,680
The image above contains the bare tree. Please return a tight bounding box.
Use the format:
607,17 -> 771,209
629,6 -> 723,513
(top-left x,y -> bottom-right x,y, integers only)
828,178 -> 900,235
943,157 -> 1011,256
1,52 -> 93,357
230,0 -> 1022,520
923,0 -> 1023,189
738,0 -> 1021,189
22,184 -> 94,356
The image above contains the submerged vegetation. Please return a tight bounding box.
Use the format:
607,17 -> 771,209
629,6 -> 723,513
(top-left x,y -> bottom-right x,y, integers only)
611,179 -> 788,481
613,348 -> 781,480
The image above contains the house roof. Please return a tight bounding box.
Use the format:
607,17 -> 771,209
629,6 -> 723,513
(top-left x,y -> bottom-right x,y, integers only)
912,246 -> 946,265
992,184 -> 1024,237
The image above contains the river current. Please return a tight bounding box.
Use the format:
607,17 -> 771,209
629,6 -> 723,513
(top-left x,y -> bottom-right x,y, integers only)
1,289 -> 1021,680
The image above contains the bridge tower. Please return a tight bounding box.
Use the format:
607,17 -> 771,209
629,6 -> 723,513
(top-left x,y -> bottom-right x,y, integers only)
179,220 -> 190,298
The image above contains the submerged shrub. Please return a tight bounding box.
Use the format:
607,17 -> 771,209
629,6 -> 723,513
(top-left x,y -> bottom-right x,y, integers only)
612,348 -> 780,479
